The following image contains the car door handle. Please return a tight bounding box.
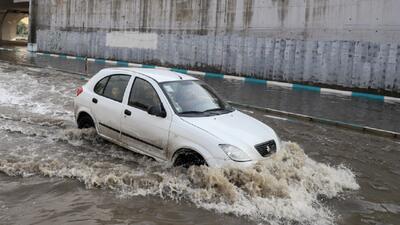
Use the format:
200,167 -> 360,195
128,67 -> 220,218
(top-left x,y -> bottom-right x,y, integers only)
92,98 -> 98,104
124,109 -> 131,116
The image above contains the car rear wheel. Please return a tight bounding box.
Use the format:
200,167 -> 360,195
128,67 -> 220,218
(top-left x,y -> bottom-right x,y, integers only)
77,113 -> 95,129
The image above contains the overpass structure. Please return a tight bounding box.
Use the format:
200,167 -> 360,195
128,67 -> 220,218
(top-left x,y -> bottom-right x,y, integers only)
0,0 -> 29,45
6,0 -> 400,93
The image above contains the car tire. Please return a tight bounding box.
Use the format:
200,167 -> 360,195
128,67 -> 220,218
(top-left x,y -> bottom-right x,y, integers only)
77,113 -> 95,129
173,150 -> 207,168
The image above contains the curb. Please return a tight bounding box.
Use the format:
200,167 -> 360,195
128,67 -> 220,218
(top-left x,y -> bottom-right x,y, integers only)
0,47 -> 13,52
229,101 -> 400,140
31,51 -> 400,104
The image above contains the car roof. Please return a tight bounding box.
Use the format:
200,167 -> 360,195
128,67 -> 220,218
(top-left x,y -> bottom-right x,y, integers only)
103,67 -> 198,83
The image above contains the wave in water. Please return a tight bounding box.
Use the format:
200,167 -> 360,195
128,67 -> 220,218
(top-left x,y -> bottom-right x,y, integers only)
0,134 -> 359,225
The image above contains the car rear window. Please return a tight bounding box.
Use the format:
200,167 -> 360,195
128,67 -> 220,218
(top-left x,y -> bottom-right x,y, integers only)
94,75 -> 130,102
94,76 -> 109,95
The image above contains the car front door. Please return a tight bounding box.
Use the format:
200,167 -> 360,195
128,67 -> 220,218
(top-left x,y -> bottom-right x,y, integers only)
120,76 -> 171,161
91,74 -> 131,142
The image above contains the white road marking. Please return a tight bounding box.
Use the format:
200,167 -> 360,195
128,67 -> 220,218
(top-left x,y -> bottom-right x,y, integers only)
263,115 -> 288,121
0,48 -> 13,51
240,109 -> 254,114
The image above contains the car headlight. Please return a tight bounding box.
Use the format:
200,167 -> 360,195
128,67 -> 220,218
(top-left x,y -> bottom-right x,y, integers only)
219,144 -> 251,162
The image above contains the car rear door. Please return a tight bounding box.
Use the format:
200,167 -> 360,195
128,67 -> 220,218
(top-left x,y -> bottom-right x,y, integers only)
91,74 -> 131,142
120,75 -> 172,161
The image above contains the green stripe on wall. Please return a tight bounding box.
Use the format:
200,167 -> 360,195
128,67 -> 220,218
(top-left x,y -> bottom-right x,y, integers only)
171,68 -> 188,74
205,72 -> 224,79
245,77 -> 267,85
352,92 -> 384,101
293,84 -> 321,92
142,64 -> 156,68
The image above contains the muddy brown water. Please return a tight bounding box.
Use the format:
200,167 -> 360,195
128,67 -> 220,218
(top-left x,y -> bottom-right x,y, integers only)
0,62 -> 399,225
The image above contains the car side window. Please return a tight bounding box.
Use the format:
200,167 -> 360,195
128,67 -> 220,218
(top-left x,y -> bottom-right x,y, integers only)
129,78 -> 162,111
95,75 -> 130,102
94,76 -> 109,95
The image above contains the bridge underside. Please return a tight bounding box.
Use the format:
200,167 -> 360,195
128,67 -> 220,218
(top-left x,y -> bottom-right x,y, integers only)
0,0 -> 29,45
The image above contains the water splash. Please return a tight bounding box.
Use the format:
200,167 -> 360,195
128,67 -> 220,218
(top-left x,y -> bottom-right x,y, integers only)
0,137 -> 359,225
0,65 -> 79,120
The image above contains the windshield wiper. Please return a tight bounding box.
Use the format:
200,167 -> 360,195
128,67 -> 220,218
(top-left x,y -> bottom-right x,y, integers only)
202,108 -> 224,113
180,108 -> 230,115
179,110 -> 204,114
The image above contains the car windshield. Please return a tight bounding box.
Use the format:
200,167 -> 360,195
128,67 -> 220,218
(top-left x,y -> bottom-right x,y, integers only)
160,80 -> 233,116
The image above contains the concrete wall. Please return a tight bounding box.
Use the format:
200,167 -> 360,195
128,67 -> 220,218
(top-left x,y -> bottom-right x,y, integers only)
35,0 -> 400,92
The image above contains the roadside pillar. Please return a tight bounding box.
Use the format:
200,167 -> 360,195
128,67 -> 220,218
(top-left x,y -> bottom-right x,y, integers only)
0,10 -> 7,43
27,0 -> 37,52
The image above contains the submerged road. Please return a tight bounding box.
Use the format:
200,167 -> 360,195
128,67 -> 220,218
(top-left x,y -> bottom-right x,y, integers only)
0,59 -> 399,225
0,46 -> 400,133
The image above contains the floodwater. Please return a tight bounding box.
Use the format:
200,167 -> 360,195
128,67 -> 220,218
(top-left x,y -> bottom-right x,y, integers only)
0,62 -> 399,225
1,45 -> 400,133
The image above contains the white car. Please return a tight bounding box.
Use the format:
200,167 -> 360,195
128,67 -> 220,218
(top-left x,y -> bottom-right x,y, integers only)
74,68 -> 281,168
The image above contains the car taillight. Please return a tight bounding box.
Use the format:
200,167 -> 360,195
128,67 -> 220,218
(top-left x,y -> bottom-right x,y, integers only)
76,87 -> 83,96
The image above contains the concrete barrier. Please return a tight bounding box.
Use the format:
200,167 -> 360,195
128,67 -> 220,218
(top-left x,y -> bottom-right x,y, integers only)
32,51 -> 400,104
34,0 -> 400,93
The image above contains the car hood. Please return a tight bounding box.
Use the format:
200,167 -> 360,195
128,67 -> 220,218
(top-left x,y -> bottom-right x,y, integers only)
180,110 -> 278,151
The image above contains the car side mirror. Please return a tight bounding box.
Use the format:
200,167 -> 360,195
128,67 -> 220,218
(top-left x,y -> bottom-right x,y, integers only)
147,105 -> 166,118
